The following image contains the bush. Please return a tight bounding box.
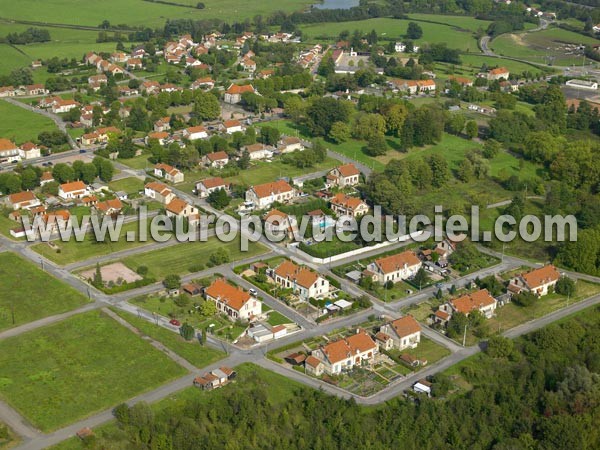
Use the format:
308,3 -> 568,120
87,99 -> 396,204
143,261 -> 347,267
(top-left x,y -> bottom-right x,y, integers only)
513,291 -> 537,307
136,265 -> 148,276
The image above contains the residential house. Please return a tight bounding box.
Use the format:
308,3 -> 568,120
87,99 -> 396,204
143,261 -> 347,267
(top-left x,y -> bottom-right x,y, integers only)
242,143 -> 273,160
88,74 -> 107,91
165,197 -> 199,222
153,117 -> 171,133
0,138 -> 19,162
110,52 -> 128,63
18,142 -> 41,160
154,163 -> 184,183
126,58 -> 143,70
204,278 -> 262,321
195,177 -> 229,198
379,316 -> 421,351
144,181 -> 175,204
245,180 -> 295,209
389,79 -> 436,94
241,57 -> 256,72
52,99 -> 79,114
40,171 -> 54,186
448,76 -> 473,87
277,136 -> 304,154
94,198 -> 123,215
58,181 -> 88,200
0,86 -> 16,97
146,131 -> 169,146
141,81 -> 161,94
24,84 -> 48,96
508,265 -> 561,297
183,125 -> 208,141
224,84 -> 255,104
191,77 -> 215,90
487,67 -> 510,81
325,163 -> 360,188
257,69 -> 274,79
365,250 -> 422,285
7,191 -> 40,210
273,260 -> 329,301
203,151 -> 229,168
329,193 -> 368,217
263,209 -> 296,239
439,289 -> 497,319
222,119 -> 245,134
309,330 -> 378,375
193,367 -> 236,390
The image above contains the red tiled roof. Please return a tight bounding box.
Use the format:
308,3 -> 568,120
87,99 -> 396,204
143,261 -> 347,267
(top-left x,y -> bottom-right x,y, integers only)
389,316 -> 421,338
450,289 -> 496,314
205,278 -> 251,312
374,251 -> 421,274
521,265 -> 560,289
251,180 -> 293,199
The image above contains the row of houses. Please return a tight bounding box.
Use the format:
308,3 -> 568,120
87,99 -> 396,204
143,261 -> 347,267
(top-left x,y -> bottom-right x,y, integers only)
0,139 -> 42,163
0,84 -> 48,97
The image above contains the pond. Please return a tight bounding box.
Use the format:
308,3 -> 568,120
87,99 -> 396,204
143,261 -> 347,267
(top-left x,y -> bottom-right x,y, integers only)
313,0 -> 360,10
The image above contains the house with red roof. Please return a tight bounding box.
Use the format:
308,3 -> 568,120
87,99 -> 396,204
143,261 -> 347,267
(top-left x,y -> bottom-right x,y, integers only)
365,250 -> 422,285
272,260 -> 329,301
165,197 -> 199,222
18,142 -> 41,160
154,163 -> 184,183
195,177 -> 229,198
204,278 -> 261,321
183,125 -> 208,141
7,191 -> 40,210
309,330 -> 378,375
58,181 -> 88,200
508,265 -> 561,297
245,180 -> 295,209
487,67 -> 510,81
202,151 -> 230,168
326,163 -> 361,188
224,84 -> 255,104
222,119 -> 245,134
329,193 -> 368,217
144,182 -> 175,204
439,289 -> 497,319
379,316 -> 421,351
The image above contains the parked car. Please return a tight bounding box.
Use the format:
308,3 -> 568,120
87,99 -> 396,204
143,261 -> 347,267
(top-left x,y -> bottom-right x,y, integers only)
249,288 -> 258,296
169,319 -> 181,326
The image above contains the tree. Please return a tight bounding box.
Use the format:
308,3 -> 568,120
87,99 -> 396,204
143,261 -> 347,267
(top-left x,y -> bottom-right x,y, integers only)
482,139 -> 501,159
486,335 -> 514,358
413,267 -> 430,289
465,120 -> 478,139
260,126 -> 280,146
79,163 -> 98,184
381,103 -> 408,137
406,22 -> 423,39
209,248 -> 230,266
52,163 -> 75,183
305,97 -> 353,137
365,133 -> 387,156
179,323 -> 195,341
513,291 -> 537,307
20,168 -> 38,190
207,188 -> 230,209
328,121 -> 350,144
163,274 -> 181,290
200,300 -> 217,317
193,91 -> 220,120
555,276 -> 576,296
427,154 -> 450,188
92,262 -> 103,288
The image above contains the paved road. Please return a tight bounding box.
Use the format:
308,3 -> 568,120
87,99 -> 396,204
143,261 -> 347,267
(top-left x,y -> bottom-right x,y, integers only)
480,19 -> 549,60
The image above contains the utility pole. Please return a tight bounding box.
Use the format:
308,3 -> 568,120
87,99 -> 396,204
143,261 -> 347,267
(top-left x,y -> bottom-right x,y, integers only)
463,324 -> 467,347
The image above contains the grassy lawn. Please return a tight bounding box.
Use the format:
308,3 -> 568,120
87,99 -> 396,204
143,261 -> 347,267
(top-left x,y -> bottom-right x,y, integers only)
406,336 -> 451,364
489,281 -> 600,333
30,220 -> 152,265
300,17 -> 484,52
491,26 -> 598,66
121,236 -> 268,279
0,44 -> 31,76
266,310 -> 292,326
111,308 -> 225,368
0,252 -> 89,331
0,421 -> 18,450
118,154 -> 151,170
0,0 -> 313,28
0,100 -> 58,144
108,177 -> 144,195
0,310 -> 186,432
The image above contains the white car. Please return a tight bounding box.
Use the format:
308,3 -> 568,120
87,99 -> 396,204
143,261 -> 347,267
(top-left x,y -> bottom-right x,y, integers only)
249,288 -> 258,296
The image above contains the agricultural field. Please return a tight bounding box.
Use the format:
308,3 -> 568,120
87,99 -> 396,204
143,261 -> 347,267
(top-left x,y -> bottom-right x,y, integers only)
30,220 -> 153,265
108,177 -> 145,196
111,308 -> 225,368
121,236 -> 269,279
0,252 -> 90,332
300,17 -> 486,52
0,310 -> 187,431
437,54 -> 549,79
0,100 -> 58,143
0,0 -> 314,28
491,26 -> 598,66
0,44 -> 31,76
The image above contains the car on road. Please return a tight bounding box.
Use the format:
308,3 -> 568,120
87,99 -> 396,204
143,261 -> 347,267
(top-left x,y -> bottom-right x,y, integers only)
79,149 -> 86,153
169,319 -> 181,326
47,162 -> 53,166
249,288 -> 258,296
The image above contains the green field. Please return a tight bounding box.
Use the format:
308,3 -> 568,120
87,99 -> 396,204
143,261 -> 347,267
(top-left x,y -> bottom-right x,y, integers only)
300,17 -> 486,52
108,177 -> 144,195
446,54 -> 548,77
31,220 -> 153,265
0,100 -> 58,144
407,14 -> 492,32
491,26 -> 598,66
0,252 -> 90,331
0,0 -> 314,28
0,44 -> 32,76
111,308 -> 225,368
0,310 -> 186,431
122,236 -> 269,278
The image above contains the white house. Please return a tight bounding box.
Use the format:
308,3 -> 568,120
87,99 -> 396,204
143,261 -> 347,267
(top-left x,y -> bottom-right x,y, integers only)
273,260 -> 329,301
329,193 -> 368,217
223,84 -> 255,104
203,151 -> 230,168
165,197 -> 199,222
365,250 -> 422,284
308,330 -> 378,376
508,265 -> 561,297
195,177 -> 229,198
18,142 -> 41,160
183,125 -> 208,141
222,119 -> 245,134
378,316 -> 421,351
205,278 -> 262,321
144,181 -> 176,204
245,180 -> 295,210
326,163 -> 360,188
242,143 -> 273,160
439,289 -> 497,319
154,163 -> 184,183
7,191 -> 40,210
278,136 -> 304,154
58,181 -> 88,200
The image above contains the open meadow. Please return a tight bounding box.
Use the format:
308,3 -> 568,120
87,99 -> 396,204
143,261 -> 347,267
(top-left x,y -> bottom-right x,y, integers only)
0,100 -> 58,143
0,252 -> 90,331
0,310 -> 187,431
